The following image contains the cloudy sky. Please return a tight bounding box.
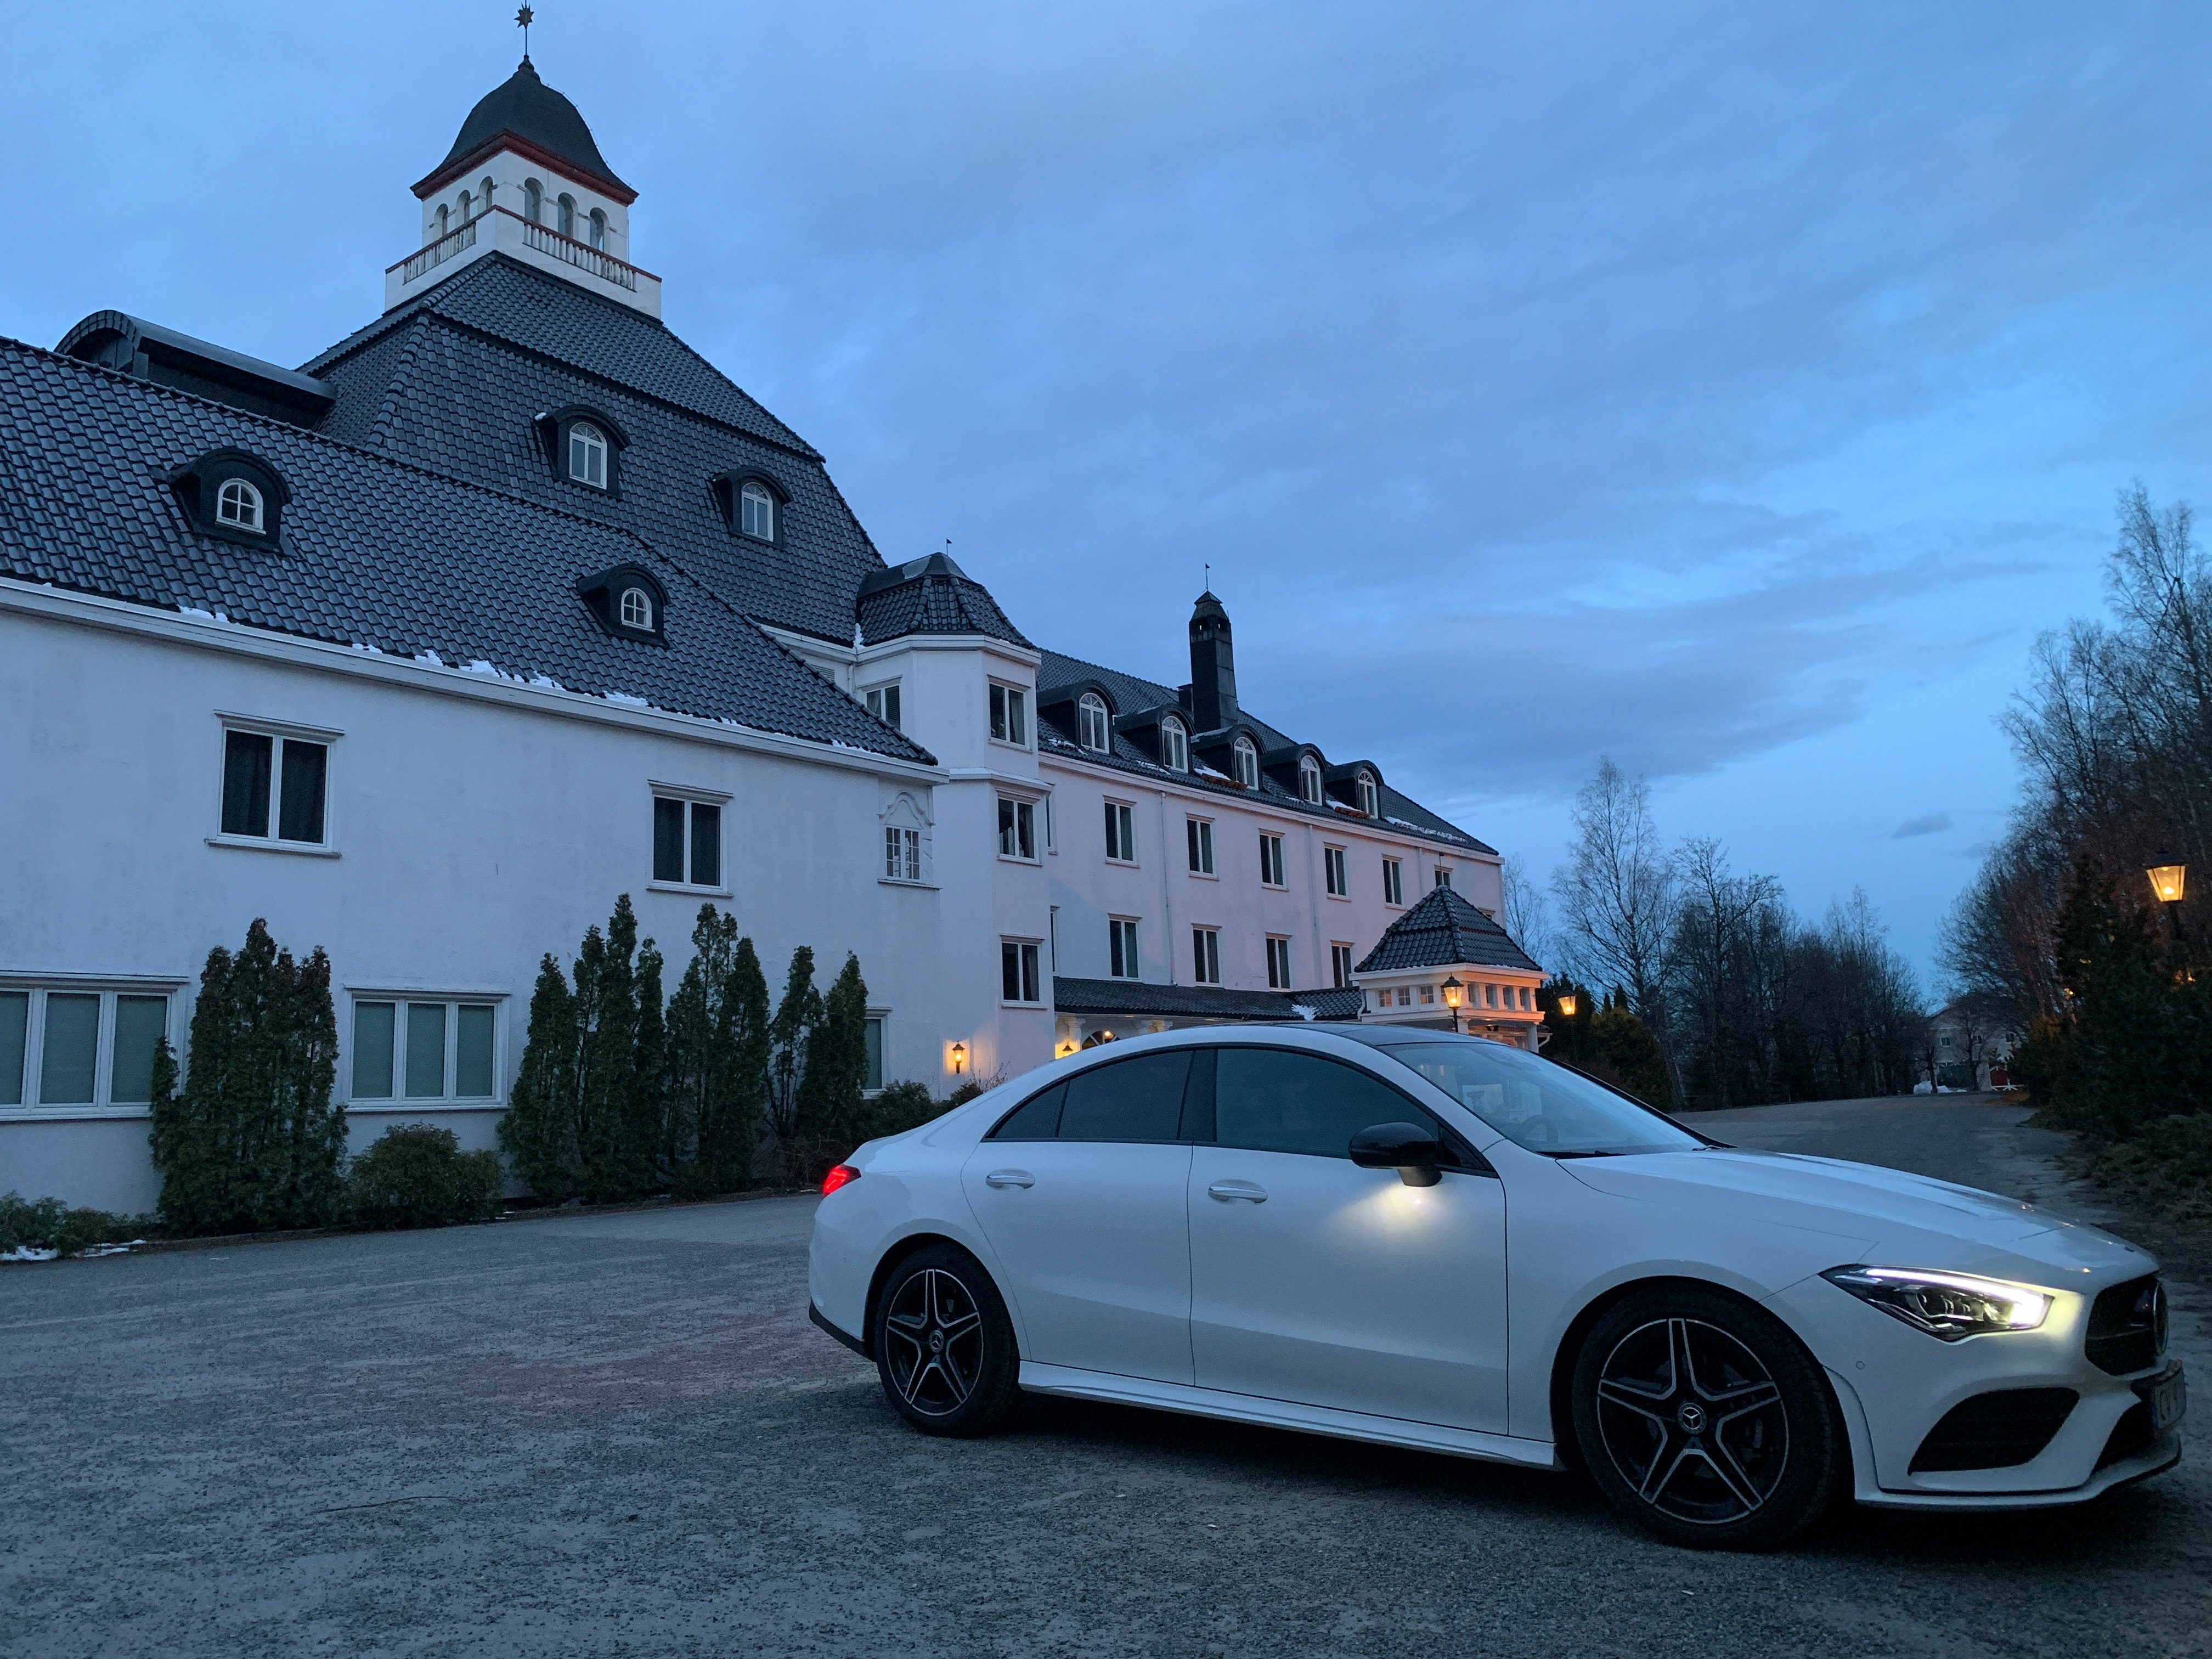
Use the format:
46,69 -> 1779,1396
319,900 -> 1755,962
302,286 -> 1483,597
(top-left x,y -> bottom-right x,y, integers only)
9,2 -> 2209,979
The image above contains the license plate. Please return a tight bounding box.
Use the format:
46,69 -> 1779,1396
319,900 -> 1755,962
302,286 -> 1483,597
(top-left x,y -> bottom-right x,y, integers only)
2137,1364 -> 2186,1437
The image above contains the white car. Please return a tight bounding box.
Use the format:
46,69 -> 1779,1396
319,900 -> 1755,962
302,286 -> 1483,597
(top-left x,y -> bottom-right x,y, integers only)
806,1024 -> 2183,1549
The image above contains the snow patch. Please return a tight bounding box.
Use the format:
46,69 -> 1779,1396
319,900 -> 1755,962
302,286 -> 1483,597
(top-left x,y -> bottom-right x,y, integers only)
602,691 -> 649,709
179,606 -> 217,622
528,674 -> 565,691
414,650 -> 443,667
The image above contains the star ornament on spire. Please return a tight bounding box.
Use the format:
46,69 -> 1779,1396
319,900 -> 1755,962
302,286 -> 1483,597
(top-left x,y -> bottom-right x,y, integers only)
516,4 -> 534,59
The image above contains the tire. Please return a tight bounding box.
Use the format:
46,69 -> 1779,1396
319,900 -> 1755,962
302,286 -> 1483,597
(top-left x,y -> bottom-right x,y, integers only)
1570,1284 -> 1842,1551
871,1243 -> 1022,1437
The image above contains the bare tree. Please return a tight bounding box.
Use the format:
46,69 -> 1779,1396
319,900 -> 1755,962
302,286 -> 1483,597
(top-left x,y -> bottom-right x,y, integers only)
1499,853 -> 1555,969
1551,758 -> 1676,1023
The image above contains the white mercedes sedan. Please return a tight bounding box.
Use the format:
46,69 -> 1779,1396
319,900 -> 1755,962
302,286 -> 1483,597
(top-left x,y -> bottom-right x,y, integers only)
806,1024 -> 2183,1549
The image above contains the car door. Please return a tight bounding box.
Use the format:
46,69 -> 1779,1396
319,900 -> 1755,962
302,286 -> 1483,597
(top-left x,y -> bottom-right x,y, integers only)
1186,1043 -> 1509,1432
960,1047 -> 1197,1385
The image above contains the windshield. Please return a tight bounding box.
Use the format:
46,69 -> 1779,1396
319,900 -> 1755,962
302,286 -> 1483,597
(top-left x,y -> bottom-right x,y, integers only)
1382,1042 -> 1702,1156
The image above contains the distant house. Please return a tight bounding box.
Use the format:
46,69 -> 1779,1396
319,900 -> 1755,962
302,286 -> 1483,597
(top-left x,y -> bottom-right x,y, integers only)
1923,1000 -> 2021,1092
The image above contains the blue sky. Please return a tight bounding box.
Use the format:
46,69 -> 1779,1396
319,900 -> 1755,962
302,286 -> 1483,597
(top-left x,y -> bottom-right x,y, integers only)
9,2 -> 2209,981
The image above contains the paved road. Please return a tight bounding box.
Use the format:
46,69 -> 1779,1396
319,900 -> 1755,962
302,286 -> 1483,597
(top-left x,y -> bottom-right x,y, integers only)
3,1098 -> 2206,1659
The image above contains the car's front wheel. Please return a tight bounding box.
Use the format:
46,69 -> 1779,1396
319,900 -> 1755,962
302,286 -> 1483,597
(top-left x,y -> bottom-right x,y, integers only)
1571,1284 -> 1843,1550
872,1243 -> 1022,1437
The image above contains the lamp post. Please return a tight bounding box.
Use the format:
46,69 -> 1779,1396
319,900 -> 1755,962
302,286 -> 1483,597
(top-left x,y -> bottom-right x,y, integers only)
1556,992 -> 1578,1019
2146,856 -> 2188,958
1441,975 -> 1464,1034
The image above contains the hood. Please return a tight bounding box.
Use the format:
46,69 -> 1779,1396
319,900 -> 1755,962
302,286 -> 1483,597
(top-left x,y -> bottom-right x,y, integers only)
1564,1149 -> 2152,1281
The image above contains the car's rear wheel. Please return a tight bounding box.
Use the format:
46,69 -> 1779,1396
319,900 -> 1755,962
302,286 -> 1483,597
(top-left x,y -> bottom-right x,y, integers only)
872,1243 -> 1021,1436
1571,1284 -> 1842,1550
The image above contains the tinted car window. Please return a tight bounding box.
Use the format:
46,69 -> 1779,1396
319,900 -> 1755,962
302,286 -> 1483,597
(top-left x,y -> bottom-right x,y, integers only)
1057,1051 -> 1192,1142
1214,1047 -> 1441,1158
989,1081 -> 1065,1141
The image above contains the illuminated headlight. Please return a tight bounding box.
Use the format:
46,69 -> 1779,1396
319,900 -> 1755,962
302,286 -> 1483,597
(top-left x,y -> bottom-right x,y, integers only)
1822,1266 -> 2052,1340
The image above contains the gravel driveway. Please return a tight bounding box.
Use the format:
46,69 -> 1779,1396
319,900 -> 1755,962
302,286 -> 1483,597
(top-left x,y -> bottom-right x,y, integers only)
3,1097 -> 2205,1658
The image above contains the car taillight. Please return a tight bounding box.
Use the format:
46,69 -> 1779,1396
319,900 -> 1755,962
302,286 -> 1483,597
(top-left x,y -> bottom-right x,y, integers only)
821,1164 -> 860,1196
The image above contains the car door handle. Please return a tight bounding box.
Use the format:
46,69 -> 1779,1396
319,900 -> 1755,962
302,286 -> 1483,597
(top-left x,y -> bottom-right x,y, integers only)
1207,1180 -> 1268,1203
984,1170 -> 1035,1189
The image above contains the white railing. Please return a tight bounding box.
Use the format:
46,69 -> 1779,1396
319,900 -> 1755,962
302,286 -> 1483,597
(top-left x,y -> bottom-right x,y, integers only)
520,218 -> 639,292
396,220 -> 476,284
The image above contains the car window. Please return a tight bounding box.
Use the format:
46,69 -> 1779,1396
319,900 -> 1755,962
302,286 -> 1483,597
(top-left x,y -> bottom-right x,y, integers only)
989,1081 -> 1065,1141
1058,1050 -> 1192,1142
1385,1042 -> 1701,1155
1212,1046 -> 1442,1159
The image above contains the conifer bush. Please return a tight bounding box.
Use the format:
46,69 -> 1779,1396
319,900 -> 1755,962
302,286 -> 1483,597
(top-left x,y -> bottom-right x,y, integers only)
347,1125 -> 504,1229
664,906 -> 770,1197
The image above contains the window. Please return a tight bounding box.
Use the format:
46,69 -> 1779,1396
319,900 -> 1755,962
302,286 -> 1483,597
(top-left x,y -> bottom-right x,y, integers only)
1519,985 -> 1532,1011
436,204 -> 450,238
1265,936 -> 1292,990
1358,770 -> 1379,817
1485,983 -> 1499,1009
863,681 -> 901,730
221,728 -> 328,845
0,985 -> 172,1110
1078,693 -> 1110,752
989,683 -> 1028,746
1435,867 -> 1453,889
997,796 -> 1036,860
1161,719 -> 1188,772
991,1049 -> 1193,1143
524,179 -> 543,222
1390,1041 -> 1700,1155
1419,984 -> 1435,1005
1331,944 -> 1354,989
619,587 -> 653,630
1186,817 -> 1215,874
568,421 -> 608,488
1192,927 -> 1221,984
1324,845 -> 1347,897
350,997 -> 499,1102
1104,801 -> 1136,862
864,1017 -> 884,1092
652,795 -> 723,888
1299,757 -> 1323,805
1259,832 -> 1285,888
884,826 -> 921,882
1397,987 -> 1413,1007
1233,737 -> 1259,790
740,481 -> 775,541
557,193 -> 576,236
216,478 -> 263,533
1001,940 -> 1042,1004
1212,1047 -> 1445,1161
1109,918 -> 1140,979
589,208 -> 607,250
458,190 -> 472,222
479,176 -> 494,212
1383,856 -> 1404,906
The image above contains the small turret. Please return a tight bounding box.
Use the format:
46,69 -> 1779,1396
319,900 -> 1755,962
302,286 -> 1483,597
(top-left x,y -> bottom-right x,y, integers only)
1188,591 -> 1238,731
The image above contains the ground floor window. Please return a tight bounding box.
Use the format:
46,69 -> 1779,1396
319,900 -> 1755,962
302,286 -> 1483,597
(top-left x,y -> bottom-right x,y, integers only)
653,793 -> 724,888
1192,927 -> 1221,985
0,984 -> 172,1109
1001,940 -> 1042,1005
351,997 -> 500,1102
864,1016 -> 884,1091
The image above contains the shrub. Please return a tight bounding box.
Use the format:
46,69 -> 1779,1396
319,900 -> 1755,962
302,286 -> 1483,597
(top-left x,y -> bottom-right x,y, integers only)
2088,1114 -> 2212,1228
348,1125 -> 505,1229
0,1192 -> 150,1259
861,1080 -> 951,1141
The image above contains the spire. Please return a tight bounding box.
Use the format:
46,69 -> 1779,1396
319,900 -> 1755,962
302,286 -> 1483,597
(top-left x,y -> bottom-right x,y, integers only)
516,4 -> 533,61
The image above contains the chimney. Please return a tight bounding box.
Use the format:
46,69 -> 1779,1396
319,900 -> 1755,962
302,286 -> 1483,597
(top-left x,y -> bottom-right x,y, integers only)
1188,591 -> 1237,731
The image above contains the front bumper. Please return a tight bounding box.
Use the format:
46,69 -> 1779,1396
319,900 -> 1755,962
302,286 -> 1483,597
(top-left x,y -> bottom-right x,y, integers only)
1769,1274 -> 2184,1507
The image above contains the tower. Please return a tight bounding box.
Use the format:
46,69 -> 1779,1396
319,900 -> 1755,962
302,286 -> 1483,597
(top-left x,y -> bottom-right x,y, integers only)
1188,590 -> 1238,731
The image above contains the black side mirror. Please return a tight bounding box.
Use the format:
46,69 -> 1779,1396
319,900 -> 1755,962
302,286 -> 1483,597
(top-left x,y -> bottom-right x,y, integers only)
1348,1121 -> 1442,1187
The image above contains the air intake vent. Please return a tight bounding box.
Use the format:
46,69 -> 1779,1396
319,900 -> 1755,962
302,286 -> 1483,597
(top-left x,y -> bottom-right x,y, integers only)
2086,1275 -> 2166,1375
1910,1387 -> 2078,1472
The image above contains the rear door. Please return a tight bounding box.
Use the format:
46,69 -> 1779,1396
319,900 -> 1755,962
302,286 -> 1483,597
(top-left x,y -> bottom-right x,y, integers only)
961,1047 -> 1197,1384
1186,1044 -> 1509,1432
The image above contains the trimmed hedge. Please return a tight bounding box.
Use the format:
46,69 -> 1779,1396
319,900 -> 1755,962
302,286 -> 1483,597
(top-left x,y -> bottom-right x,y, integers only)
348,1125 -> 505,1229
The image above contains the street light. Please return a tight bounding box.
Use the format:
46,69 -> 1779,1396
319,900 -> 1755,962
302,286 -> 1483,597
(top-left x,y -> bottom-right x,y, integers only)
1441,975 -> 1464,1034
950,1042 -> 967,1075
2146,857 -> 2187,905
1556,992 -> 1578,1019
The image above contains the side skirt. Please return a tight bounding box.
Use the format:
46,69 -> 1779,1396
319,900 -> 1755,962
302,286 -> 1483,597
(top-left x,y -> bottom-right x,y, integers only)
1018,1362 -> 1562,1471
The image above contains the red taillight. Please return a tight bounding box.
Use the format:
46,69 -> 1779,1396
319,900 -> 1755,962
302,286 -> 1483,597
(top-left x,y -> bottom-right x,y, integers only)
820,1164 -> 860,1196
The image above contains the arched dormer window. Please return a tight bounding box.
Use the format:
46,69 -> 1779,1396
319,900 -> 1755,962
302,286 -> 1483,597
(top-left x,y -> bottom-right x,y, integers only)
1233,736 -> 1259,790
620,587 -> 654,630
577,565 -> 667,644
1358,770 -> 1379,817
1160,717 -> 1188,772
568,422 -> 608,489
1299,756 -> 1323,805
524,179 -> 543,223
216,479 -> 264,533
1078,693 -> 1110,752
740,482 -> 775,541
435,204 -> 450,239
458,190 -> 472,223
557,194 -> 576,238
589,208 -> 607,250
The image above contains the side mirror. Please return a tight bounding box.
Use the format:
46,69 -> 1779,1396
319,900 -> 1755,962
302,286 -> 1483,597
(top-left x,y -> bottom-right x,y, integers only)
1348,1121 -> 1443,1187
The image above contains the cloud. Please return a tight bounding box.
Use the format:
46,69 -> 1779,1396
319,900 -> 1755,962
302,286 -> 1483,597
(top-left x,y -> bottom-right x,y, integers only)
1891,812 -> 1954,840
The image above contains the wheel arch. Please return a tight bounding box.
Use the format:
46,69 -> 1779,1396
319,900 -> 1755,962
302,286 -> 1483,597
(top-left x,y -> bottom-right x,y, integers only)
861,1230 -> 997,1363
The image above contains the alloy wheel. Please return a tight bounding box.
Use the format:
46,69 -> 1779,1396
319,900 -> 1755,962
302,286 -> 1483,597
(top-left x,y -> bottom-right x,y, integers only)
882,1267 -> 986,1417
1593,1316 -> 1789,1525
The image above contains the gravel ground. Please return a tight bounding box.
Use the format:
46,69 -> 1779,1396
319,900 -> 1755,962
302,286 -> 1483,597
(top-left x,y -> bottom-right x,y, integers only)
2,1097 -> 2205,1659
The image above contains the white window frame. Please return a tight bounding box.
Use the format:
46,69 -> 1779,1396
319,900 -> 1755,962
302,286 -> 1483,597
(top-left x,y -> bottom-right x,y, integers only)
1330,944 -> 1354,989
997,795 -> 1039,862
884,824 -> 923,883
1259,831 -> 1286,889
1104,799 -> 1137,864
1108,917 -> 1141,980
989,681 -> 1030,748
1382,856 -> 1404,907
1435,866 -> 1453,889
1358,771 -> 1379,817
1299,757 -> 1322,805
649,781 -> 733,896
1161,719 -> 1188,772
0,976 -> 183,1120
1001,939 -> 1044,1006
1078,693 -> 1111,753
862,680 -> 901,730
216,478 -> 264,533
1233,737 -> 1259,790
346,990 -> 507,1109
740,481 -> 776,541
1323,845 -> 1348,898
863,1011 -> 888,1094
1186,816 -> 1216,877
1265,935 -> 1292,990
568,421 -> 608,489
210,712 -> 341,858
1191,927 -> 1222,985
619,586 -> 653,629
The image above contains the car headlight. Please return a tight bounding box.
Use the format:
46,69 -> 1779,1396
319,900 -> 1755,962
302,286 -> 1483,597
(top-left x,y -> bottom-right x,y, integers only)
1822,1266 -> 2052,1340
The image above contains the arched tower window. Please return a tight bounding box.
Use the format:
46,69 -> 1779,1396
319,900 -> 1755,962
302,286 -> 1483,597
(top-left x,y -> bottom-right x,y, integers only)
435,204 -> 450,239
1160,718 -> 1188,772
479,176 -> 495,213
1078,693 -> 1110,752
1299,756 -> 1323,805
1233,737 -> 1258,790
457,190 -> 472,223
557,194 -> 576,237
524,179 -> 543,223
568,421 -> 608,488
739,482 -> 775,541
588,208 -> 607,250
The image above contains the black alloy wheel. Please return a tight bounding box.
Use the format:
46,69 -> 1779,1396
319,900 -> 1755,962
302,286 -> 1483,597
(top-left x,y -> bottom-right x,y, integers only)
872,1243 -> 1021,1436
1571,1285 -> 1843,1550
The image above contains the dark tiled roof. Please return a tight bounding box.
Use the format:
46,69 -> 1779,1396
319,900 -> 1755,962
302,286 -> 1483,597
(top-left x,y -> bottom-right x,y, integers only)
1355,887 -> 1542,975
857,552 -> 1032,647
1286,987 -> 1367,1020
431,59 -> 630,196
1034,648 -> 1492,855
1052,978 -> 1322,1022
0,338 -> 930,763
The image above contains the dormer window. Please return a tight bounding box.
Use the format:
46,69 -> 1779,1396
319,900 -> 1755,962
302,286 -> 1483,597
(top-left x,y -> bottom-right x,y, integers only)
1161,718 -> 1188,772
1079,693 -> 1110,752
568,422 -> 608,488
741,482 -> 775,541
1299,756 -> 1323,805
216,479 -> 264,534
578,566 -> 667,644
620,588 -> 653,630
1358,770 -> 1379,817
1233,737 -> 1259,790
524,179 -> 543,223
557,194 -> 577,237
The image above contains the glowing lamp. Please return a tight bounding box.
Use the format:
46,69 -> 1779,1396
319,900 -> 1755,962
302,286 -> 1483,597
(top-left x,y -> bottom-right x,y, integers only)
1440,976 -> 1464,1009
820,1164 -> 860,1197
1557,993 -> 1578,1018
950,1042 -> 967,1074
2147,859 -> 2187,905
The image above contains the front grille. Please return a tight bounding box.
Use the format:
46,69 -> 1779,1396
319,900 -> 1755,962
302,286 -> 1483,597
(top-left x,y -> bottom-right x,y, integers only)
1910,1387 -> 2079,1473
2097,1401 -> 2156,1470
2086,1274 -> 2166,1375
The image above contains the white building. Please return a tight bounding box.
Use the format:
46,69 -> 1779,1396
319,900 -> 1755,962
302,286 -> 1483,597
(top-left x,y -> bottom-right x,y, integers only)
0,57 -> 1538,1212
